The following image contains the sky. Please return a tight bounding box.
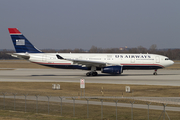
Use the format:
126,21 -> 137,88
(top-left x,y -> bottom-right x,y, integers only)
1,0 -> 180,50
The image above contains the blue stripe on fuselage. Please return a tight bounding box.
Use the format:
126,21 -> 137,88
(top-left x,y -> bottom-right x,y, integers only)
38,64 -> 163,70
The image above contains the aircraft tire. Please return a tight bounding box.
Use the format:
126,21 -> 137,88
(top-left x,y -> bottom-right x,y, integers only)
86,72 -> 91,76
153,72 -> 157,75
92,72 -> 98,76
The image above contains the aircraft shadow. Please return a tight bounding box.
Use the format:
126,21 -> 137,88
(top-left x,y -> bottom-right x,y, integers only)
31,73 -> 179,77
120,74 -> 179,76
86,73 -> 179,77
32,74 -> 57,76
31,74 -> 84,77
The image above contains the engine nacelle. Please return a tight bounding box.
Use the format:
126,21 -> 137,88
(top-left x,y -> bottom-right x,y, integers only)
101,66 -> 122,74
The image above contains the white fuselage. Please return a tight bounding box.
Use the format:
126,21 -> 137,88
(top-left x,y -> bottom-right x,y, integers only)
17,53 -> 174,70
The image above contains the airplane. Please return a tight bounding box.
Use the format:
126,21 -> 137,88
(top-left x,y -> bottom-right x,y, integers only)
8,28 -> 174,76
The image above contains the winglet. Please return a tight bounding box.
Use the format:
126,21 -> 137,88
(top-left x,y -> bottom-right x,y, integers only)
56,55 -> 64,59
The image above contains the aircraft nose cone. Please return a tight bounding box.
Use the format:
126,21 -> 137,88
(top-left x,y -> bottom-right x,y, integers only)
171,60 -> 174,65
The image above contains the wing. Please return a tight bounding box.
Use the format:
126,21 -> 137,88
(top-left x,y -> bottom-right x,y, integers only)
56,55 -> 119,67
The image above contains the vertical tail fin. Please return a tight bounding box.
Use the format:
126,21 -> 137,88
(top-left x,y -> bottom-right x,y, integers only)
8,28 -> 42,53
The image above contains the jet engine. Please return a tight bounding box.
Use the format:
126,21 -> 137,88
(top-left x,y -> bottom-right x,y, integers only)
101,66 -> 122,74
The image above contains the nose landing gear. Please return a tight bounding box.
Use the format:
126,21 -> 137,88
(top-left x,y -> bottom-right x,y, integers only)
153,69 -> 157,75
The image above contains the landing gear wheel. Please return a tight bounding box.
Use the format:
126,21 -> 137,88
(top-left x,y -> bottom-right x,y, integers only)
86,72 -> 91,76
153,69 -> 157,75
92,72 -> 98,76
153,72 -> 157,75
86,72 -> 98,76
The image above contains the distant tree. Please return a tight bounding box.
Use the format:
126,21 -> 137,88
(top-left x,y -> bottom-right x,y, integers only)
73,48 -> 85,53
1,47 -> 180,60
136,46 -> 148,53
165,49 -> 180,60
149,44 -> 157,53
128,48 -> 138,53
103,48 -> 120,53
89,46 -> 103,53
57,49 -> 73,53
42,49 -> 57,53
0,49 -> 15,59
174,49 -> 180,60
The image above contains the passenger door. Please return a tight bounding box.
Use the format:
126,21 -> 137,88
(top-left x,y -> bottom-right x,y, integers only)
155,56 -> 160,63
131,57 -> 135,63
42,55 -> 47,62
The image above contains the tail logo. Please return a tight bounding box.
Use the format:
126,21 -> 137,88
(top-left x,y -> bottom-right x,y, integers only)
9,28 -> 42,53
16,39 -> 25,45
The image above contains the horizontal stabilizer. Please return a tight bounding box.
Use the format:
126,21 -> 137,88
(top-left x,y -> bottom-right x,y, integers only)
7,53 -> 30,60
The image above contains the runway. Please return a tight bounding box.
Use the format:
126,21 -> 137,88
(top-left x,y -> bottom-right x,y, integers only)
0,68 -> 180,86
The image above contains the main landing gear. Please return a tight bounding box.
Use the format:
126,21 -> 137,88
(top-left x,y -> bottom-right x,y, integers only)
86,71 -> 98,76
86,66 -> 98,76
153,69 -> 157,75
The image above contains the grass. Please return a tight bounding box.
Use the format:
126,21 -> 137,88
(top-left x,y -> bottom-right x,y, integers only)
0,82 -> 180,119
0,109 -> 79,120
0,98 -> 180,120
0,82 -> 180,97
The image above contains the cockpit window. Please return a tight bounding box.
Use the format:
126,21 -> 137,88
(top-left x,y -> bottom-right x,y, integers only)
165,58 -> 169,60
